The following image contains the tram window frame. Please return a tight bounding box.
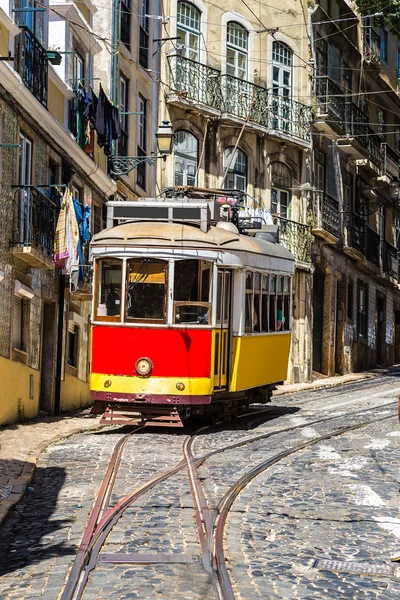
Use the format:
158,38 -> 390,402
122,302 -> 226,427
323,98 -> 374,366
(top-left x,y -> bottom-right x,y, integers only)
173,259 -> 212,326
126,258 -> 168,324
245,271 -> 253,332
94,258 -> 123,322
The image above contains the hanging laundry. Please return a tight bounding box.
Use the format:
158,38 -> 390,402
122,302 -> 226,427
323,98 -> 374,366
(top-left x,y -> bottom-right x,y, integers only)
73,196 -> 91,285
112,105 -> 121,140
76,84 -> 88,150
54,190 -> 69,267
84,87 -> 98,124
54,189 -> 80,285
95,85 -> 121,156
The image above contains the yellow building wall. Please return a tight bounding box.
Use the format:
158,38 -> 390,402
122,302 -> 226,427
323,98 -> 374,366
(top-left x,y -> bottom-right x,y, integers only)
48,80 -> 65,124
230,333 -> 291,391
60,373 -> 91,412
0,356 -> 40,425
0,24 -> 9,58
78,2 -> 91,24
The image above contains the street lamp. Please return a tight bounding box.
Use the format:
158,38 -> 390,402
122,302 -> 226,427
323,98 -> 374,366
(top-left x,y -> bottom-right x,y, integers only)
109,120 -> 174,176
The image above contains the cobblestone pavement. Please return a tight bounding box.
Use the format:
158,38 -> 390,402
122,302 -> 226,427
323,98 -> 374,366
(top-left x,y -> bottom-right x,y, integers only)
0,374 -> 399,598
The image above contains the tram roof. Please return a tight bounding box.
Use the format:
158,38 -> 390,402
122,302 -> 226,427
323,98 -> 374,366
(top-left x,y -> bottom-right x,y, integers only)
91,221 -> 295,263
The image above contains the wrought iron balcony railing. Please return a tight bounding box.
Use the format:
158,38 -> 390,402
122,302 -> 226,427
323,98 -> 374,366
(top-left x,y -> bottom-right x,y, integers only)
167,54 -> 221,111
273,215 -> 313,264
365,226 -> 381,267
315,76 -> 346,127
383,241 -> 399,280
312,191 -> 340,238
381,143 -> 400,179
12,186 -> 57,259
362,26 -> 381,65
168,55 -> 311,143
221,75 -> 311,143
14,26 -> 48,108
345,213 -> 365,255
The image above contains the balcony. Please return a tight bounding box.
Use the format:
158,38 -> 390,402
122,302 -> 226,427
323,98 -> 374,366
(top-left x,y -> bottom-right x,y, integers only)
344,212 -> 365,260
69,241 -> 93,300
362,26 -> 381,68
383,241 -> 399,281
379,143 -> 400,183
14,26 -> 48,108
12,187 -> 57,268
167,54 -> 311,145
365,226 -> 381,268
314,76 -> 345,136
312,191 -> 340,243
167,54 -> 221,113
274,216 -> 313,266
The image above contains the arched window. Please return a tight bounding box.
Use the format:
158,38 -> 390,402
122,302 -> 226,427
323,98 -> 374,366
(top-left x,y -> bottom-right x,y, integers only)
177,2 -> 201,61
224,147 -> 247,191
272,41 -> 293,97
174,130 -> 199,186
227,22 -> 248,80
271,162 -> 292,218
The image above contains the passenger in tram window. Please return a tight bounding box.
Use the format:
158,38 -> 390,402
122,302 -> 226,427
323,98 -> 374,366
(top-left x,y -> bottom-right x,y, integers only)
106,286 -> 120,316
277,308 -> 285,331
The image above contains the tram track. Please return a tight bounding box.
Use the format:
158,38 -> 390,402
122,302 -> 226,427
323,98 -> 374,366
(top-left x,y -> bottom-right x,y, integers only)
60,398 -> 398,600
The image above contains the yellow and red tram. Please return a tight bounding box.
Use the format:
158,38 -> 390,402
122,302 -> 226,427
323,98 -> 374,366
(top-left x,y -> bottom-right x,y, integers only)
89,199 -> 294,426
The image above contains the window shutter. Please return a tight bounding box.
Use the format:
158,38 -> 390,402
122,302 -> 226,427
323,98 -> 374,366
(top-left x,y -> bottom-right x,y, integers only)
13,296 -> 22,350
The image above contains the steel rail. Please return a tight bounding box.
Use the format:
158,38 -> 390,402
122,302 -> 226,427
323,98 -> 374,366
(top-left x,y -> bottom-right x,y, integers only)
60,428 -> 142,600
213,411 -> 397,599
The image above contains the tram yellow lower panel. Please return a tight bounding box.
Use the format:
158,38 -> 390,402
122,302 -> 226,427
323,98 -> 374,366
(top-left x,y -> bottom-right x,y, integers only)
90,374 -> 213,396
230,333 -> 291,392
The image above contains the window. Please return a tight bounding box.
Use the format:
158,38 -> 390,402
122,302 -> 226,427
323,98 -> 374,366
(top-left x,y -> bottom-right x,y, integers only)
245,271 -> 291,333
93,203 -> 106,234
14,0 -> 45,46
67,324 -> 78,368
127,259 -> 167,322
315,150 -> 325,192
174,130 -> 198,186
271,162 -> 292,218
224,147 -> 247,192
177,2 -> 201,61
174,260 -> 212,325
119,75 -> 129,156
347,281 -> 353,320
13,295 -> 29,352
139,0 -> 149,68
343,171 -> 353,214
137,94 -> 147,189
120,0 -> 131,51
46,160 -> 60,204
272,41 -> 292,97
72,52 -> 84,90
381,28 -> 388,63
226,22 -> 248,80
95,259 -> 122,320
395,215 -> 400,250
377,108 -> 385,135
18,133 -> 32,245
357,281 -> 368,339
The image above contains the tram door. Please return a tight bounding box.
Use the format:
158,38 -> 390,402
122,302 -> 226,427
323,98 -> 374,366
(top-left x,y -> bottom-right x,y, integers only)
214,270 -> 231,389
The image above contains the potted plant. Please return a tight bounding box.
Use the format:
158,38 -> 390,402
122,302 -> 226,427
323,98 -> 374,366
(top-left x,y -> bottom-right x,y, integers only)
47,46 -> 62,66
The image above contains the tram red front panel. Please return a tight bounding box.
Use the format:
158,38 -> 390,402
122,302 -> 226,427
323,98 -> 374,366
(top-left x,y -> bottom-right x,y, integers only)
91,326 -> 212,378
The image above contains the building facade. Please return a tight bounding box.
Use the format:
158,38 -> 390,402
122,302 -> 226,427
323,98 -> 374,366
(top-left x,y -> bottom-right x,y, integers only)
310,0 -> 400,377
158,0 -> 314,382
0,0 -> 116,424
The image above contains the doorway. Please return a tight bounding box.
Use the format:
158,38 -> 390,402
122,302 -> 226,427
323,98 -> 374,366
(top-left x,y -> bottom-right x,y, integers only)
312,267 -> 325,374
214,270 -> 232,390
335,277 -> 345,375
376,293 -> 386,366
40,300 -> 56,412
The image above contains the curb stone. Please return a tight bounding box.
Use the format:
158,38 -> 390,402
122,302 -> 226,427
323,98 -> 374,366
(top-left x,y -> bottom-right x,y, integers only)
0,420 -> 106,526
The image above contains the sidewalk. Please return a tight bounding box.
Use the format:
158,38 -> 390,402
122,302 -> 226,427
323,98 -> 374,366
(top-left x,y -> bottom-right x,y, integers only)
0,366 -> 398,526
0,411 -> 103,524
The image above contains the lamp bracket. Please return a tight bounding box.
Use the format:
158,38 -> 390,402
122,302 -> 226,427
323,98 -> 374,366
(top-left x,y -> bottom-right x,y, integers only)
109,154 -> 165,176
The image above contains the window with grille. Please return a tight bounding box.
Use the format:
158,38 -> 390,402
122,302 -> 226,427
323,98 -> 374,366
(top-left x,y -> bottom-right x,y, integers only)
224,147 -> 247,192
139,0 -> 149,68
13,295 -> 29,352
177,2 -> 201,61
120,0 -> 131,50
67,324 -> 79,368
119,75 -> 129,156
271,162 -> 292,218
137,94 -> 147,190
226,22 -> 248,80
174,130 -> 198,186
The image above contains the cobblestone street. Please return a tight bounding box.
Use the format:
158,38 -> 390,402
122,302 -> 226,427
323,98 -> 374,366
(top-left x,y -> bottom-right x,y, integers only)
1,374 -> 400,599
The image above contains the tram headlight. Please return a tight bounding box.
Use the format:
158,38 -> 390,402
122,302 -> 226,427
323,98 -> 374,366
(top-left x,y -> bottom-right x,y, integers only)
135,357 -> 153,376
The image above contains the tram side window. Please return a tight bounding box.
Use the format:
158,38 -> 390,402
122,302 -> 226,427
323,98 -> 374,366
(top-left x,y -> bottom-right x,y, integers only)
95,259 -> 122,320
261,274 -> 269,331
283,276 -> 291,331
269,275 -> 276,331
174,259 -> 212,325
126,259 -> 167,322
245,272 -> 253,332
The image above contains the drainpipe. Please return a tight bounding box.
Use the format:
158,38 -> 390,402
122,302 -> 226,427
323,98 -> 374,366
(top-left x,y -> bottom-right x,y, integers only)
111,0 -> 119,106
54,273 -> 65,416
